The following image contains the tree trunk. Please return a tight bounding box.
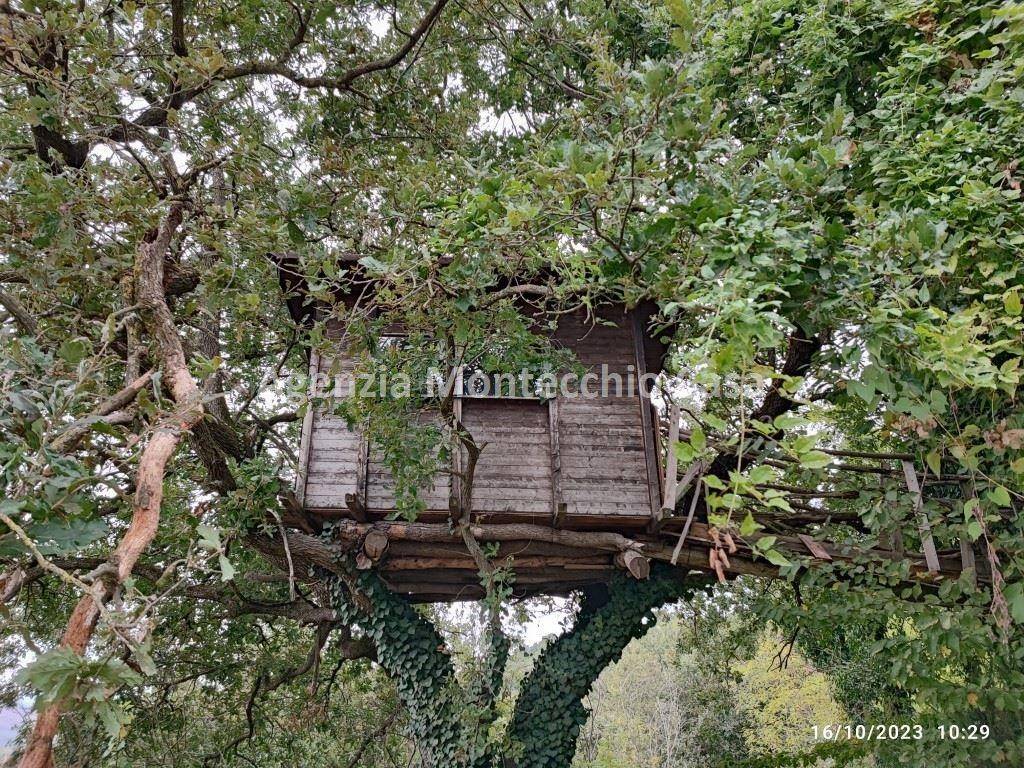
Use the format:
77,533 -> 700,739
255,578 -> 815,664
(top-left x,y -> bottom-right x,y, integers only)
18,203 -> 201,768
506,569 -> 699,767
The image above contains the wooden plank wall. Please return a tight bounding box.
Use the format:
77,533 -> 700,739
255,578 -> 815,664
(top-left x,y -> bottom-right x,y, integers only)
302,354 -> 361,509
365,417 -> 451,513
461,399 -> 553,516
298,306 -> 661,522
303,352 -> 451,513
552,309 -> 656,518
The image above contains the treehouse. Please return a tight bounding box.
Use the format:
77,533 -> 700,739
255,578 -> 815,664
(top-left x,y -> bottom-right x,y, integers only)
279,259 -> 986,602
289,273 -> 672,599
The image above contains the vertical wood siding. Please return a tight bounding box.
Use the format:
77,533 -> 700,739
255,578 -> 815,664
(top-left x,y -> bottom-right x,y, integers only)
302,354 -> 361,508
365,414 -> 451,513
298,306 -> 660,521
553,309 -> 654,517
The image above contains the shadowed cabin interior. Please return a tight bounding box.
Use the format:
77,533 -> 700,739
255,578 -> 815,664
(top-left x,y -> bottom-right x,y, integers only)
293,293 -> 673,600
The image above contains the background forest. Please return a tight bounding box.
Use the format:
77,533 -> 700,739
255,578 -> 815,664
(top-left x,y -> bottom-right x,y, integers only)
2,0 -> 1024,766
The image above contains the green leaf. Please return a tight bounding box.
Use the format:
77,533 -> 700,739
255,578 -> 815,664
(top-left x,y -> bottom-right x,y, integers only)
764,495 -> 794,512
987,485 -> 1012,508
196,524 -> 221,551
798,451 -> 832,469
133,642 -> 158,677
58,338 -> 90,365
219,554 -> 236,582
764,548 -> 792,567
967,519 -> 983,541
665,0 -> 694,31
96,702 -> 125,741
0,518 -> 108,558
1004,291 -> 1022,316
702,413 -> 727,432
1004,581 -> 1024,624
703,475 -> 726,490
739,512 -> 762,537
357,255 -> 391,275
773,414 -> 806,430
286,219 -> 305,245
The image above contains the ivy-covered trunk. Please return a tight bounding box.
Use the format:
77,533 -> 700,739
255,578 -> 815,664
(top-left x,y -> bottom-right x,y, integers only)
328,562 -> 699,767
506,573 -> 699,766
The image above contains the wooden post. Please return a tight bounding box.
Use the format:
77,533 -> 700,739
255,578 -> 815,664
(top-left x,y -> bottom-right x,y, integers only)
294,349 -> 320,508
960,531 -> 977,586
902,460 -> 940,574
548,396 -> 565,527
450,366 -> 464,520
660,402 -> 681,522
351,427 -> 369,521
673,461 -> 704,508
632,312 -> 663,522
345,492 -> 368,523
671,466 -> 704,565
957,479 -> 978,587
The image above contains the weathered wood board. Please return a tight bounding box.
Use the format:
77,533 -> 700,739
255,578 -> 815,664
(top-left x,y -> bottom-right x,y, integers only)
299,305 -> 663,529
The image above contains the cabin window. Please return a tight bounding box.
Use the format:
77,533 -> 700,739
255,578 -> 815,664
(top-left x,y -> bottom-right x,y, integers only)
457,366 -> 549,400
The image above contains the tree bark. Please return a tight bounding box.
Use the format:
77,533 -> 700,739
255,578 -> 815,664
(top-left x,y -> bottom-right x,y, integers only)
17,203 -> 201,768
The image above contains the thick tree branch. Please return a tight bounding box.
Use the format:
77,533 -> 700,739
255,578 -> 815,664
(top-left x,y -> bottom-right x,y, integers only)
0,287 -> 37,335
48,371 -> 153,453
508,570 -> 699,766
17,203 -> 201,768
215,0 -> 450,91
170,0 -> 188,57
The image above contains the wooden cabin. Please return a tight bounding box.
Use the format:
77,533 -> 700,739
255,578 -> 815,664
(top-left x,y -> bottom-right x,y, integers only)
291,284 -> 670,599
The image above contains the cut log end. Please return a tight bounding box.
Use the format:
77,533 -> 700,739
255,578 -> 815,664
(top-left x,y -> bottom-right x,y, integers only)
362,530 -> 390,561
614,548 -> 650,580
